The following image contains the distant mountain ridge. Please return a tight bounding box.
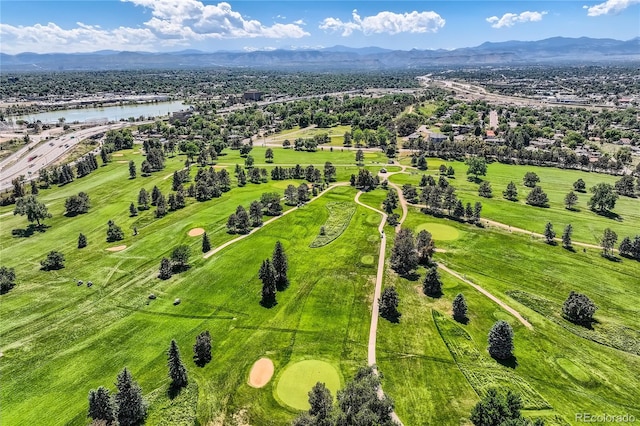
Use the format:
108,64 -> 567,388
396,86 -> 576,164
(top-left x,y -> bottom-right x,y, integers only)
1,37 -> 638,72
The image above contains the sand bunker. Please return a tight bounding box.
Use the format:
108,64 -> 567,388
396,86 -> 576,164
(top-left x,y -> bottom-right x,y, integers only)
106,245 -> 127,252
248,358 -> 274,388
117,160 -> 128,164
188,228 -> 205,237
112,153 -> 124,157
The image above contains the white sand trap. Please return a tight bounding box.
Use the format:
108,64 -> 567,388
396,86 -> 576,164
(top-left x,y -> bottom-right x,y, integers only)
112,153 -> 124,157
117,160 -> 128,163
248,358 -> 274,388
188,228 -> 205,237
106,245 -> 127,252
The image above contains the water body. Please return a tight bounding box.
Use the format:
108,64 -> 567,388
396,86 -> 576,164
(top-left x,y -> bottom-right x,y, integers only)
12,100 -> 190,124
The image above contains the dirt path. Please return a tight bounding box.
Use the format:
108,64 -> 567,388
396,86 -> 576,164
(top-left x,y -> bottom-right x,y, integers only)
203,182 -> 348,259
353,191 -> 404,426
437,263 -> 532,328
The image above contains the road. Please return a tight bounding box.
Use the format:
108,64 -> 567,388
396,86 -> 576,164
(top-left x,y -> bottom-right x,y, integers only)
0,121 -> 144,191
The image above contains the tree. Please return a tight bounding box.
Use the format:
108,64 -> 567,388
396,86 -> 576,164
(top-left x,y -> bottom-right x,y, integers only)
478,181 -> 492,198
193,330 -> 212,367
284,184 -> 298,205
503,181 -> 518,201
573,178 -> 586,193
614,175 -> 636,197
562,224 -> 573,249
355,149 -> 364,165
264,147 -> 274,163
297,183 -> 310,203
619,236 -> 634,258
41,251 -> 65,271
202,232 -> 211,253
259,259 -> 277,307
470,388 -> 525,426
137,188 -> 150,210
261,192 -> 282,216
155,194 -> 167,218
88,386 -> 115,424
382,189 -> 399,214
379,286 -> 401,322
488,320 -> 514,360
415,229 -> 435,265
158,257 -> 172,280
336,366 -> 394,424
78,232 -> 87,249
307,382 -> 333,421
465,156 -> 487,180
525,186 -> 549,207
14,195 -> 52,226
272,241 -> 289,291
522,172 -> 540,188
128,160 -> 136,179
12,177 -> 25,199
473,202 -> 482,223
64,192 -> 91,216
235,205 -> 250,234
249,200 -> 263,227
106,220 -> 124,242
167,339 -> 188,390
563,291 -> 597,325
390,228 -> 418,275
564,191 -> 578,210
452,293 -> 468,323
416,155 -> 428,170
543,222 -> 555,244
114,367 -> 147,426
588,183 -> 618,213
0,266 -> 16,294
423,266 -> 443,297
601,228 -> 618,257
244,155 -> 254,168
30,180 -> 39,195
171,245 -> 191,271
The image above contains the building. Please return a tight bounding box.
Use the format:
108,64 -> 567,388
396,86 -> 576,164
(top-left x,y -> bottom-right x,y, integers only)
172,111 -> 192,123
428,133 -> 447,144
243,90 -> 263,101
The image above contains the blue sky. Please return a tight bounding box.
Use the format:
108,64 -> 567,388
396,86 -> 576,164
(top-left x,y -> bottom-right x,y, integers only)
1,0 -> 638,54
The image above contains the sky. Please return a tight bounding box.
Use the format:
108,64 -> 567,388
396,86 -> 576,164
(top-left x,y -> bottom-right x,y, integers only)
0,0 -> 638,54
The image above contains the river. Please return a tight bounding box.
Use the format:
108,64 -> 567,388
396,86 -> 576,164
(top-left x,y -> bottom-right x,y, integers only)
11,100 -> 190,125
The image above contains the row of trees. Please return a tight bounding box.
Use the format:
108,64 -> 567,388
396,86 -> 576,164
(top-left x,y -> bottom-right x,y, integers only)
259,242 -> 289,307
158,245 -> 191,280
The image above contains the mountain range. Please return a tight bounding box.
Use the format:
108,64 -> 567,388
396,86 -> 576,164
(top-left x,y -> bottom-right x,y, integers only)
1,37 -> 638,72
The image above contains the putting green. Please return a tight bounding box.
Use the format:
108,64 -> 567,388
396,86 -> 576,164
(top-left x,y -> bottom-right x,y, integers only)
361,255 -> 374,265
416,223 -> 460,241
275,360 -> 341,410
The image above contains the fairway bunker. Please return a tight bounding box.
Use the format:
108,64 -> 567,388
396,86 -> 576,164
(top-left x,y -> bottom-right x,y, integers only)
276,360 -> 341,410
416,223 -> 460,241
106,245 -> 127,252
188,228 -> 205,237
248,358 -> 275,388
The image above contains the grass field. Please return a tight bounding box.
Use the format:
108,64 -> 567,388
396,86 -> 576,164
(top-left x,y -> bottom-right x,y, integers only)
1,142 -> 638,425
275,360 -> 342,410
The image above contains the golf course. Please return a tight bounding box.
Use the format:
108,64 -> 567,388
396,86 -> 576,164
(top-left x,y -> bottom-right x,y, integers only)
1,139 -> 638,425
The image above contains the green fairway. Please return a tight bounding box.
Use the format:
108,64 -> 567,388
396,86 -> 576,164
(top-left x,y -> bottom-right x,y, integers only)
416,222 -> 460,241
275,360 -> 342,410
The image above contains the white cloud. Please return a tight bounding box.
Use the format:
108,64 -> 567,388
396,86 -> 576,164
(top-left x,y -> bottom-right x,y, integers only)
320,9 -> 445,36
486,11 -> 547,28
585,0 -> 640,16
124,0 -> 308,39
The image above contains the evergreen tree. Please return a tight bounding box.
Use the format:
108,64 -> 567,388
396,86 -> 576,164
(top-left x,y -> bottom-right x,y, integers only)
167,339 -> 188,390
601,228 -> 618,257
473,201 -> 482,223
488,320 -> 514,360
523,172 -> 540,187
88,386 -> 115,424
235,205 -> 250,234
137,188 -> 150,210
544,222 -> 556,244
259,259 -> 277,307
390,228 -> 418,275
573,178 -> 586,192
297,183 -> 310,203
193,330 -> 212,367
155,194 -> 167,218
151,185 -> 161,206
478,181 -> 493,198
158,257 -> 172,280
129,202 -> 138,217
106,220 -> 124,242
452,293 -> 468,323
202,232 -> 211,253
470,388 -> 526,426
30,180 -> 39,195
114,367 -> 147,426
226,213 -> 237,233
562,224 -> 573,249
423,266 -> 443,297
0,266 -> 16,294
526,186 -> 549,207
415,229 -> 435,265
465,202 -> 474,220
308,382 -> 333,421
563,291 -> 597,325
41,251 -> 65,271
128,160 -> 136,179
453,199 -> 465,219
249,201 -> 263,227
379,286 -> 401,322
503,181 -> 518,201
76,231 -> 88,248
619,236 -> 633,258
272,241 -> 289,291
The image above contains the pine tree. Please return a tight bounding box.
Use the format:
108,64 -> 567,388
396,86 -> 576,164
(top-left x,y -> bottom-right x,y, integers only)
155,194 -> 167,218
202,232 -> 211,253
488,320 -> 514,360
452,293 -> 468,323
106,220 -> 124,242
272,241 -> 289,291
167,339 -> 188,390
503,181 -> 518,201
390,228 -> 418,275
259,259 -> 277,307
88,386 -> 115,424
128,160 -> 136,179
562,224 -> 573,249
379,286 -> 401,322
137,188 -> 149,210
544,222 -> 556,244
159,257 -> 172,280
193,330 -> 212,367
308,382 -> 333,420
415,230 -> 435,265
78,233 -> 87,249
423,266 -> 443,297
249,200 -> 263,227
235,205 -> 250,234
129,202 -> 138,217
114,367 -> 146,426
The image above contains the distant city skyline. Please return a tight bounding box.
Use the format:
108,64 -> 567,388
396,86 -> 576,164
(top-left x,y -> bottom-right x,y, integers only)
1,0 -> 638,54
